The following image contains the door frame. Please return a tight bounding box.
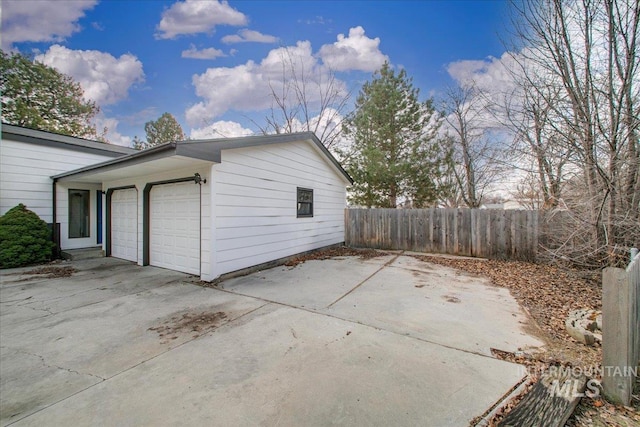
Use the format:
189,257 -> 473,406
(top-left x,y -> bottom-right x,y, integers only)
96,190 -> 103,245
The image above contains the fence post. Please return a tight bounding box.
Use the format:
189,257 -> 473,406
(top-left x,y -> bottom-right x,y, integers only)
602,258 -> 639,406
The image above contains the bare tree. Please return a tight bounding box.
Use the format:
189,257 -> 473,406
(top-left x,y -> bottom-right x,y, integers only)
503,77 -> 572,209
442,85 -> 505,208
252,47 -> 352,150
508,0 -> 640,266
436,159 -> 465,208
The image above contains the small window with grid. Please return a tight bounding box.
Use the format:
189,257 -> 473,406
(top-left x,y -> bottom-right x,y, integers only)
297,187 -> 313,218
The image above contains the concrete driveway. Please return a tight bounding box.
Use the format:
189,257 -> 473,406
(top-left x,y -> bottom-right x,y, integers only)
0,252 -> 543,426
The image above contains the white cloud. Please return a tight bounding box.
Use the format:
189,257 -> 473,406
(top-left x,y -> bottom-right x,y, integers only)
187,62 -> 262,123
35,45 -> 145,106
299,16 -> 331,26
181,45 -> 225,59
0,0 -> 97,50
259,41 -> 319,78
318,26 -> 388,72
447,52 -> 519,94
221,29 -> 278,44
307,108 -> 345,145
185,27 -> 387,127
94,115 -> 132,147
186,40 -> 350,126
445,52 -> 528,130
155,0 -> 247,39
190,120 -> 253,139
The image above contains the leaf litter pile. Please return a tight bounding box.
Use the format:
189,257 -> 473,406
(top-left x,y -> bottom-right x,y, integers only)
8,265 -> 76,281
414,255 -> 639,426
284,246 -> 386,267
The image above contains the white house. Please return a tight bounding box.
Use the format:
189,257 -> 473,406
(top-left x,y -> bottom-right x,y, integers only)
0,124 -> 135,247
47,131 -> 352,281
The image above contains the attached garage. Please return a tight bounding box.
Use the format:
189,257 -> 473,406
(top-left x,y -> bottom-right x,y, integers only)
109,187 -> 138,262
149,182 -> 200,275
52,132 -> 352,282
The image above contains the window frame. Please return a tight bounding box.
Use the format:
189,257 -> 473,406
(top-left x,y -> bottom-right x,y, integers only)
68,189 -> 90,239
296,187 -> 314,218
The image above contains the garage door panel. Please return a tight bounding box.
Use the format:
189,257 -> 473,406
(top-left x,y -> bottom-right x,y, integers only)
111,188 -> 137,262
150,182 -> 200,275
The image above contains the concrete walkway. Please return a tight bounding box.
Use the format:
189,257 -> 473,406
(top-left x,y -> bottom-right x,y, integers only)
0,254 -> 543,426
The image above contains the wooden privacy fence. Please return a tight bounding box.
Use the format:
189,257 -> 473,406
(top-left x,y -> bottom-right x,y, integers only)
344,208 -> 539,261
602,251 -> 640,405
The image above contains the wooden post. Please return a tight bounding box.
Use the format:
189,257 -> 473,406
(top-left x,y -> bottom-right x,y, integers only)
602,266 -> 636,405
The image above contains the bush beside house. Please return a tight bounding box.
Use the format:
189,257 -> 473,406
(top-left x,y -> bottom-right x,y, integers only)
0,204 -> 54,269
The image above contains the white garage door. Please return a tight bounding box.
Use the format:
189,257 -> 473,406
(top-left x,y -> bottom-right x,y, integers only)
111,188 -> 138,262
150,182 -> 200,275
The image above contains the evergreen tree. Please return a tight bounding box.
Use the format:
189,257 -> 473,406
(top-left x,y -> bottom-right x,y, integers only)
0,204 -> 54,268
343,62 -> 450,208
0,50 -> 99,138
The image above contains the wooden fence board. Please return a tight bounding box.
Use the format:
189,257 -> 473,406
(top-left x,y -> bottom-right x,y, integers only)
602,254 -> 640,406
345,208 -> 538,261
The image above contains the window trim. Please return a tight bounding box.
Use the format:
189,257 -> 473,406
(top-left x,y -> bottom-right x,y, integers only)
297,187 -> 314,218
68,189 -> 90,239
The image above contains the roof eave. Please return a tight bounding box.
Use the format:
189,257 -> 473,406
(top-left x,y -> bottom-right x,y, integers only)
1,123 -> 135,156
52,142 -> 178,181
305,133 -> 354,185
191,131 -> 353,184
51,131 -> 353,185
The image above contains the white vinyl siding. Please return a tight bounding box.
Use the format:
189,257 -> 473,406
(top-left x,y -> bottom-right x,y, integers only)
212,141 -> 347,276
0,138 -> 116,222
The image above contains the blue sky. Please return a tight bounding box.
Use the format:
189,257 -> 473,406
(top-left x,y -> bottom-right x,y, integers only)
2,0 -> 511,146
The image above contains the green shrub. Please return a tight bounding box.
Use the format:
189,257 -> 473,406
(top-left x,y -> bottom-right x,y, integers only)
0,204 -> 54,269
